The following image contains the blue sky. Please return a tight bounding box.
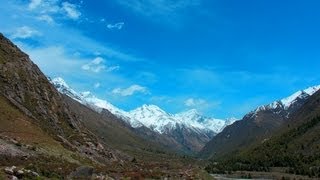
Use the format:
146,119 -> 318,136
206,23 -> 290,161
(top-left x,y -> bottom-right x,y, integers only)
1,0 -> 320,119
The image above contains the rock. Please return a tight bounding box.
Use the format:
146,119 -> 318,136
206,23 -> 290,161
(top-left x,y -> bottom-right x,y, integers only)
4,166 -> 16,175
16,169 -> 24,175
69,166 -> 94,178
94,174 -> 114,180
11,175 -> 18,180
31,171 -> 40,177
96,143 -> 104,152
15,169 -> 24,178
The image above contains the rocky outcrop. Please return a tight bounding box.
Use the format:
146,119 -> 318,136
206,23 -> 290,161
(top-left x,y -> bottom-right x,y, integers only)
0,33 -> 81,137
0,33 -> 126,166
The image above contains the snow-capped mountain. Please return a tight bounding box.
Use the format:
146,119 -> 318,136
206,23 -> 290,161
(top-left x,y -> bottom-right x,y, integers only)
174,109 -> 236,133
129,104 -> 179,133
129,106 -> 236,134
250,85 -> 320,117
49,77 -> 142,127
201,85 -> 320,158
51,77 -> 83,103
50,77 -> 235,135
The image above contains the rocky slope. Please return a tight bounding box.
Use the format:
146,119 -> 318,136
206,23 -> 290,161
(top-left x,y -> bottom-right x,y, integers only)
0,33 -> 215,179
0,33 -> 137,178
201,85 -> 320,158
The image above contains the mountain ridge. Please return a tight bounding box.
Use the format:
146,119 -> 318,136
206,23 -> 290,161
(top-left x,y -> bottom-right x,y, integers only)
50,77 -> 237,135
201,84 -> 320,158
50,76 -> 237,153
205,89 -> 320,177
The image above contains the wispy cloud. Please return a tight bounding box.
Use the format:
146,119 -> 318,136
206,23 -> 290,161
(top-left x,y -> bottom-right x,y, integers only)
112,85 -> 149,96
27,0 -> 81,22
16,44 -> 83,76
107,22 -> 125,30
106,65 -> 120,72
15,42 -> 132,93
81,57 -> 119,73
184,98 -> 206,107
28,0 -> 60,14
61,2 -> 81,20
11,26 -> 41,39
28,0 -> 42,10
82,57 -> 105,73
37,14 -> 55,24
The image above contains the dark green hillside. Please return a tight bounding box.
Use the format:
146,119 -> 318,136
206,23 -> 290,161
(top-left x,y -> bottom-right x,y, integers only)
206,91 -> 320,178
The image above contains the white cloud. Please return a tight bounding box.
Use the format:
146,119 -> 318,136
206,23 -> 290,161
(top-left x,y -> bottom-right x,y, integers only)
81,57 -> 119,73
37,14 -> 54,24
15,44 -> 83,76
11,26 -> 41,39
15,42 -> 130,90
82,57 -> 105,73
28,0 -> 60,14
28,0 -> 42,10
112,85 -> 148,96
106,65 -> 120,72
184,98 -> 206,107
28,0 -> 81,21
107,22 -> 125,30
61,2 -> 81,20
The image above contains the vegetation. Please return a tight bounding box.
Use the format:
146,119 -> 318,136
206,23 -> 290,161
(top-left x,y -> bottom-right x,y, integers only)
206,116 -> 320,178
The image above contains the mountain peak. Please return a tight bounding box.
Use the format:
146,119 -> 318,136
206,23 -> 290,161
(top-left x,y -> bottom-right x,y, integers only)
253,85 -> 320,114
51,77 -> 70,89
50,77 -> 236,135
303,85 -> 320,95
280,85 -> 320,109
175,109 -> 201,121
135,104 -> 169,115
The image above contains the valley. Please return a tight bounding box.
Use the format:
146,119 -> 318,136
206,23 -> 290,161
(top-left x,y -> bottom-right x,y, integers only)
0,23 -> 320,180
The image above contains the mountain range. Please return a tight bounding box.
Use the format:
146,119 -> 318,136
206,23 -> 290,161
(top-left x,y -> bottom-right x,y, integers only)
50,77 -> 237,152
1,32 -> 320,179
205,87 -> 320,178
201,84 -> 320,158
0,33 -> 216,178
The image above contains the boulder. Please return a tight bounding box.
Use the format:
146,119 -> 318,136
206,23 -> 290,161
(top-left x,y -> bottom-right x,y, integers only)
4,166 -> 16,175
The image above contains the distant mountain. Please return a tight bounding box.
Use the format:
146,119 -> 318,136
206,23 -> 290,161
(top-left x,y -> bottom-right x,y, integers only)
201,85 -> 320,158
129,105 -> 235,134
205,89 -> 320,178
50,77 -> 237,152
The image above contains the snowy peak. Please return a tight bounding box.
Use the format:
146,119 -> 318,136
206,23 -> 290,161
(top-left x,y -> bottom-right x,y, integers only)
51,77 -> 70,89
280,85 -> 320,109
50,77 -> 82,103
139,104 -> 170,116
50,77 -> 142,127
50,77 -> 237,135
129,104 -> 178,133
303,85 -> 320,95
129,106 -> 236,134
175,109 -> 201,121
253,85 -> 320,115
